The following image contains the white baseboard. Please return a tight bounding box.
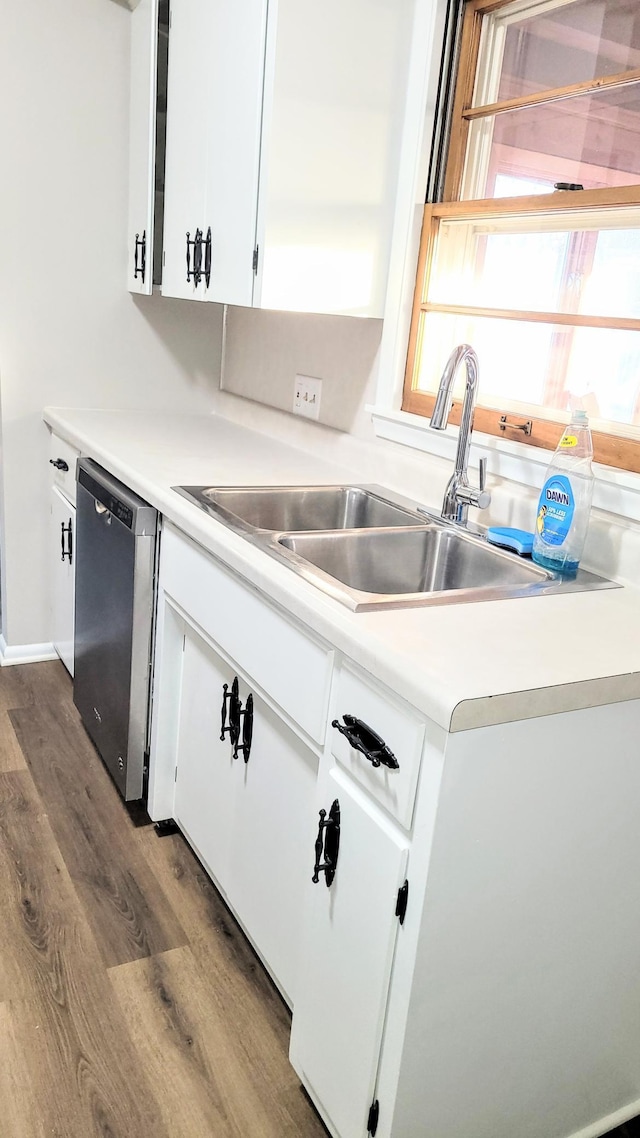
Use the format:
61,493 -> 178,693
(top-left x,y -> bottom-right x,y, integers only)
0,636 -> 59,667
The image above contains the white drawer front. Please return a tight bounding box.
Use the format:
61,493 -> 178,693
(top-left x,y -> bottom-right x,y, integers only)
331,661 -> 425,829
160,524 -> 333,743
49,433 -> 81,505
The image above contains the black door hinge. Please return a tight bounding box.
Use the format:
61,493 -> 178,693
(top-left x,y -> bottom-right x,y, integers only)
367,1099 -> 380,1136
252,245 -> 259,274
395,879 -> 409,925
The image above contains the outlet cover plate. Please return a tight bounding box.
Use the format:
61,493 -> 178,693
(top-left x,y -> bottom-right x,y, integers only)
293,374 -> 322,420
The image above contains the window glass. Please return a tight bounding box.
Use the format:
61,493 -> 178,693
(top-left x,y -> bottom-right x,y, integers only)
463,83 -> 640,198
414,310 -> 640,428
483,0 -> 640,106
426,212 -> 640,320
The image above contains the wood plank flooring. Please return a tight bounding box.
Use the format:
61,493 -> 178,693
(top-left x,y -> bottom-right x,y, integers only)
1,660 -> 327,1138
0,658 -> 639,1137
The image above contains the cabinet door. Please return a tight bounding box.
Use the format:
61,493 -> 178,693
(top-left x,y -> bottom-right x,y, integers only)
231,674 -> 318,1006
127,0 -> 158,295
200,0 -> 268,306
161,0 -> 210,300
290,769 -> 408,1138
50,487 -> 75,676
173,625 -> 237,897
256,0 -> 415,317
172,624 -> 318,1003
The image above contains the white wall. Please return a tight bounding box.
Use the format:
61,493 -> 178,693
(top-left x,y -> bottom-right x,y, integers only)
0,0 -> 224,649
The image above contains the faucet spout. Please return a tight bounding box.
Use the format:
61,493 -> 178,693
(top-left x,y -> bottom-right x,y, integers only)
429,344 -> 490,525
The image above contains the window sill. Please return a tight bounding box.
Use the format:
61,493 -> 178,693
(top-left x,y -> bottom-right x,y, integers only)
369,405 -> 640,524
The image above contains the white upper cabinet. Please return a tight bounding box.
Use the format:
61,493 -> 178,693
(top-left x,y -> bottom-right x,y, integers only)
161,0 -> 267,305
257,0 -> 414,317
127,0 -> 159,294
160,0 -> 414,316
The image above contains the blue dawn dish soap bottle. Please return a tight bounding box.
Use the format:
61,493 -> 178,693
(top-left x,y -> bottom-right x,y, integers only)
532,409 -> 594,576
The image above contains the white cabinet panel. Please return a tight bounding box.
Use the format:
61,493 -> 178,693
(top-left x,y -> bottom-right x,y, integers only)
257,0 -> 414,317
161,0 -> 211,300
290,769 -> 408,1138
127,0 -> 158,294
49,434 -> 80,505
172,618 -> 318,1004
174,626 -> 237,899
160,0 -> 413,315
160,524 -> 333,743
162,0 -> 267,305
50,486 -> 75,676
201,0 -> 268,306
230,672 -> 318,1005
331,662 -> 425,831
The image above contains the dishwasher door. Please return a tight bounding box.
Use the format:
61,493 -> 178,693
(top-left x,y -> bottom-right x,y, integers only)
73,460 -> 157,800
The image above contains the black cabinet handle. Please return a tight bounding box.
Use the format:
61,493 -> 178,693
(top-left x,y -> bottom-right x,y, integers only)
61,518 -> 73,565
220,677 -> 240,748
134,230 -> 146,283
332,715 -> 399,770
312,799 -> 340,887
234,693 -> 253,763
186,228 -> 204,286
204,226 -> 212,288
49,458 -> 69,471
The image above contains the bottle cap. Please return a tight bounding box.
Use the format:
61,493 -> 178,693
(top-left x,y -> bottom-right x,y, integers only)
571,409 -> 588,423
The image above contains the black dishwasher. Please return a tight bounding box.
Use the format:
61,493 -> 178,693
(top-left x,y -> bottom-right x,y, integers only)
73,459 -> 158,800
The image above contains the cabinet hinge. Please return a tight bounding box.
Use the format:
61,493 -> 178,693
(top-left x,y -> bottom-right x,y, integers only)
252,245 -> 259,274
367,1099 -> 380,1136
395,879 -> 409,925
174,766 -> 178,782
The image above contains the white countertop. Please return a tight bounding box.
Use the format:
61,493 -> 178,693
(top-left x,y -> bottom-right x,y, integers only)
44,407 -> 640,733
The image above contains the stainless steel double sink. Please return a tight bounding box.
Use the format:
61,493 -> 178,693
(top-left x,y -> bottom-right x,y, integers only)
173,484 -> 617,611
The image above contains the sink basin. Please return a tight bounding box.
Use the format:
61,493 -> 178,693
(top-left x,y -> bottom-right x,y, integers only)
174,485 -> 424,533
173,481 -> 618,610
275,526 -> 556,610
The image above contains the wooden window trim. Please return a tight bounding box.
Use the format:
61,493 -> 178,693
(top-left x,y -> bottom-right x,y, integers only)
410,0 -> 640,474
402,389 -> 640,473
463,67 -> 640,122
404,205 -> 640,474
432,184 -> 640,218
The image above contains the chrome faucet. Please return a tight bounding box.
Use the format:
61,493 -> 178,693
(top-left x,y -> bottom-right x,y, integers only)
429,344 -> 490,525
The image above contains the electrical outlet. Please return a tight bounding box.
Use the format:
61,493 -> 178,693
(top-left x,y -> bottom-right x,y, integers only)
293,374 -> 322,420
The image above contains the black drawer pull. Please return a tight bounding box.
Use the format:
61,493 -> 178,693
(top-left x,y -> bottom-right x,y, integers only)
134,230 -> 146,283
312,799 -> 340,887
61,518 -> 73,564
220,677 -> 240,748
50,458 -> 69,471
233,693 -> 253,764
186,228 -> 204,286
332,715 -> 399,770
203,226 -> 212,287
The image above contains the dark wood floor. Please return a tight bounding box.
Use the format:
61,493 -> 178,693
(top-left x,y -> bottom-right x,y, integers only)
0,660 -> 328,1138
0,659 -> 639,1138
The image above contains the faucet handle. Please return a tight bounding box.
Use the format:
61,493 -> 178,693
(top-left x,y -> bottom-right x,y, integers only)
455,458 -> 491,512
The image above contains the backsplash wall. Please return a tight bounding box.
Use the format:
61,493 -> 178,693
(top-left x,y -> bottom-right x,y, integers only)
221,307 -> 383,436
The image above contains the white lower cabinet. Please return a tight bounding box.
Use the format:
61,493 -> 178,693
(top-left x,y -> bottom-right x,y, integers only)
148,522 -> 640,1138
290,767 -> 409,1138
48,431 -> 80,675
173,626 -> 237,899
50,486 -> 75,675
171,616 -> 318,1005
